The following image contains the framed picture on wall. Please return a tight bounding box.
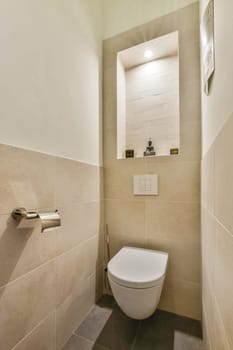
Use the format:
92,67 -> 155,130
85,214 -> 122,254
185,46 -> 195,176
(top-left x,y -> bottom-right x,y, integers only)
201,0 -> 215,95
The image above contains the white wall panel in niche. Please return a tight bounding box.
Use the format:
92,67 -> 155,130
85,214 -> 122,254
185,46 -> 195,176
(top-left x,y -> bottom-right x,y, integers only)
117,31 -> 180,159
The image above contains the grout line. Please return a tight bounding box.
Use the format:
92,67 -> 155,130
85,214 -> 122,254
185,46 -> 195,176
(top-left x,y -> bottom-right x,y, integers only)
131,321 -> 141,350
0,140 -> 102,167
203,275 -> 231,349
215,216 -> 233,240
55,254 -> 58,350
0,207 -> 56,217
11,313 -> 54,350
212,293 -> 231,350
0,230 -> 104,292
61,305 -> 94,349
71,333 -> 94,345
0,257 -> 56,291
87,263 -> 105,284
68,301 -> 111,350
57,199 -> 102,207
55,264 -> 104,310
201,110 -> 233,159
0,199 -> 102,216
104,198 -> 200,204
202,310 -> 214,350
55,232 -> 101,260
143,198 -> 147,248
75,333 -> 110,350
73,307 -> 95,336
203,205 -> 233,239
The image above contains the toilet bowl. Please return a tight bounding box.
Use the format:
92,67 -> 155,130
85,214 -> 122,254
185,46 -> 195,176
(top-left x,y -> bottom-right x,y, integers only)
108,247 -> 168,320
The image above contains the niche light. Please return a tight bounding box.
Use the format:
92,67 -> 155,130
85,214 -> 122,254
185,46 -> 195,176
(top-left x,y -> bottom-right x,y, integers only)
144,49 -> 153,59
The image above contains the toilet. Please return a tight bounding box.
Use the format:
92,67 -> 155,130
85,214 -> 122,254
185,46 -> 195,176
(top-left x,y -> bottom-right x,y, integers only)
108,247 -> 168,320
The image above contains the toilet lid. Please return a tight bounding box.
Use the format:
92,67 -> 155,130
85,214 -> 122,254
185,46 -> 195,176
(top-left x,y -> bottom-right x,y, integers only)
108,247 -> 168,289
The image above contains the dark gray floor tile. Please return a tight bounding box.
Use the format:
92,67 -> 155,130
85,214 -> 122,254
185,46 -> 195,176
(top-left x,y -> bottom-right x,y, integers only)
93,345 -> 110,350
97,295 -> 117,309
75,305 -> 113,342
64,296 -> 203,350
135,309 -> 176,341
174,331 -> 204,350
95,306 -> 139,350
132,309 -> 202,350
63,335 -> 94,350
173,314 -> 202,338
133,324 -> 173,350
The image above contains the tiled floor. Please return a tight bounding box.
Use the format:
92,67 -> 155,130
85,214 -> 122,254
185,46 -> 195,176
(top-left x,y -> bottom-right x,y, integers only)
63,295 -> 204,350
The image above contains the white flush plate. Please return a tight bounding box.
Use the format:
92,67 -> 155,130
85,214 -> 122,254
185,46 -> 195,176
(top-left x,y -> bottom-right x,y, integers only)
133,175 -> 158,195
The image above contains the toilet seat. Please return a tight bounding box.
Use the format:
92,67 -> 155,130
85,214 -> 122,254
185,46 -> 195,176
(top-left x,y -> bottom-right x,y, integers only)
108,247 -> 168,289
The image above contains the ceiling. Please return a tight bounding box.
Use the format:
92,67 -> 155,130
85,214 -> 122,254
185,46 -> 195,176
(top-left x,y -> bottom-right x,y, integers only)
118,31 -> 179,70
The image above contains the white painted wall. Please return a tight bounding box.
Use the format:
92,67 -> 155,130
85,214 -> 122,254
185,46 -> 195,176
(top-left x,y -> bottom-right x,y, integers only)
200,0 -> 233,156
103,0 -> 198,39
0,0 -> 103,165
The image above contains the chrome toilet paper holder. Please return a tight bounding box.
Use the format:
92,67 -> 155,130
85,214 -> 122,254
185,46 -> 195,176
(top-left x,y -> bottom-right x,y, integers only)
12,207 -> 61,233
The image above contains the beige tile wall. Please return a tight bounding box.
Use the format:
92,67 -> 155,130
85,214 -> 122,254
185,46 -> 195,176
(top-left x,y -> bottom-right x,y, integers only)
0,143 -> 104,350
103,2 -> 201,320
202,112 -> 233,350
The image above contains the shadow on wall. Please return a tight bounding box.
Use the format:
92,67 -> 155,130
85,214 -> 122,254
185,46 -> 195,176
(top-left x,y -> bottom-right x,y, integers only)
96,173 -> 104,301
0,216 -> 34,297
95,231 -> 104,301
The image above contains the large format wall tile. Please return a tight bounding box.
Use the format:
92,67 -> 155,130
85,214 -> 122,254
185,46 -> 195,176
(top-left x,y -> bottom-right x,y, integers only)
180,120 -> 201,161
56,244 -> 86,307
213,312 -> 231,350
159,278 -> 201,320
146,201 -> 200,241
103,129 -> 117,166
0,214 -> 56,288
201,207 -> 217,288
56,200 -> 101,255
180,79 -> 201,124
0,261 -> 56,350
104,96 -> 116,132
148,236 -> 200,284
215,112 -> 233,233
0,143 -> 103,349
56,234 -> 103,307
105,199 -> 146,241
202,271 -> 231,350
146,161 -> 200,203
202,112 -> 233,349
214,222 -> 233,349
104,159 -> 146,200
13,313 -> 56,350
56,275 -> 95,350
0,144 -> 55,215
202,277 -> 216,350
55,157 -> 101,205
201,147 -> 215,214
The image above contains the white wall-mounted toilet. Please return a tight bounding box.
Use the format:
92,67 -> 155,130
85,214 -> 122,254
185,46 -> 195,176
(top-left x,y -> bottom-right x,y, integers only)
108,247 -> 168,320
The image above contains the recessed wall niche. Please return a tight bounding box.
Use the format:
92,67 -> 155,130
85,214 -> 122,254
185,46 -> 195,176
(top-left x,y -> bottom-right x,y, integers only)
104,2 -> 201,320
117,31 -> 180,159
